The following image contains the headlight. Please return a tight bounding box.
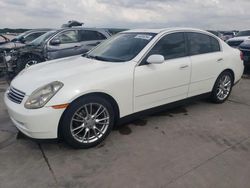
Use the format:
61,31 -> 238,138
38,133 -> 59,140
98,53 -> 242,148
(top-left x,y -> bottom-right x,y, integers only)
25,81 -> 63,109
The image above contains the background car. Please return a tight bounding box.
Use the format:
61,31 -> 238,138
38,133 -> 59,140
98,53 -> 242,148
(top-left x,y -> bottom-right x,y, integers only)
0,29 -> 52,51
0,34 -> 9,45
0,29 -> 52,74
221,31 -> 236,41
227,30 -> 250,48
6,27 -> 112,75
239,40 -> 250,67
4,28 -> 244,148
207,30 -> 224,40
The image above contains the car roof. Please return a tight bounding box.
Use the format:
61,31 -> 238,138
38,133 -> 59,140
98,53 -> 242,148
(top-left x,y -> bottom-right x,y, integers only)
122,28 -> 208,34
27,28 -> 53,32
56,27 -> 108,32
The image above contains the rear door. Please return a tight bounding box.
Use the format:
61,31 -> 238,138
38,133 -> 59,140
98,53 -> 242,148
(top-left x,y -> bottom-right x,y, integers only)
78,30 -> 107,54
47,30 -> 82,59
187,32 -> 223,97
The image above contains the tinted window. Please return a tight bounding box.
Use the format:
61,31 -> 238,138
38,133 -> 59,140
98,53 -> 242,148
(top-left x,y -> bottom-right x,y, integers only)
187,33 -> 220,55
58,30 -> 78,44
149,32 -> 187,60
79,30 -> 106,41
24,32 -> 45,42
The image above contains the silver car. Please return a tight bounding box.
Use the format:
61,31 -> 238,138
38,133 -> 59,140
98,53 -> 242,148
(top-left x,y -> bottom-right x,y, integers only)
6,27 -> 112,74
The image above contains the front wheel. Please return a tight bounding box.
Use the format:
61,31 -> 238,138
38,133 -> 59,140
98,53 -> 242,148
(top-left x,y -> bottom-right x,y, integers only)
60,96 -> 115,149
210,71 -> 233,103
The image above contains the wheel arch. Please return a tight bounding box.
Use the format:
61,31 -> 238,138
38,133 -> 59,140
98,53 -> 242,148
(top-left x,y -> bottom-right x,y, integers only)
221,68 -> 235,83
19,53 -> 44,61
57,92 -> 120,138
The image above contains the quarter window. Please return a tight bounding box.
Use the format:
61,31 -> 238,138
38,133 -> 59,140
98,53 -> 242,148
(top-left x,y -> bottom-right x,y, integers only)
149,33 -> 187,60
58,30 -> 78,44
187,33 -> 220,55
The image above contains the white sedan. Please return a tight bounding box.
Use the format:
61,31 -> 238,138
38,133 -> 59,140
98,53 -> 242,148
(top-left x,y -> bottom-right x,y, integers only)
4,28 -> 244,148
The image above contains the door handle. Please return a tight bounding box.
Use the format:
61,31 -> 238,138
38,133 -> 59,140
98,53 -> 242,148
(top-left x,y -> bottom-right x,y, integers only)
179,65 -> 189,69
217,58 -> 223,62
74,45 -> 80,48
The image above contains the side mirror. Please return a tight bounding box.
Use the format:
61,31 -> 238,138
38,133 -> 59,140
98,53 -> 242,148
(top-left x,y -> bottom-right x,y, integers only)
146,54 -> 165,64
50,38 -> 61,45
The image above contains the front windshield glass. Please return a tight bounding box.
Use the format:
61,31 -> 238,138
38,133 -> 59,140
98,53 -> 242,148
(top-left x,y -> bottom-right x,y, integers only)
29,30 -> 56,46
11,31 -> 30,42
236,31 -> 250,37
86,32 -> 156,62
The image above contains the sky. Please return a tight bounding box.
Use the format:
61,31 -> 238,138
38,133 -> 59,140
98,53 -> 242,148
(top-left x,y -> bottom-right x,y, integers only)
0,0 -> 250,30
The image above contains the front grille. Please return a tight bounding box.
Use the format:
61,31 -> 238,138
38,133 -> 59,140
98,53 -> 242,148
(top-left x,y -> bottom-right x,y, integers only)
227,40 -> 244,47
7,87 -> 25,104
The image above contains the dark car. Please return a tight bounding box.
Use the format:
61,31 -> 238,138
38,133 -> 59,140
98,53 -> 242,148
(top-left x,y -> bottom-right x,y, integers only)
239,40 -> 250,67
6,27 -> 111,74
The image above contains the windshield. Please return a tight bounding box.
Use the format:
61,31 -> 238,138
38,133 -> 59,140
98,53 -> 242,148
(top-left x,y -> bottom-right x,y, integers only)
86,32 -> 156,62
11,31 -> 30,42
29,30 -> 56,46
236,31 -> 250,37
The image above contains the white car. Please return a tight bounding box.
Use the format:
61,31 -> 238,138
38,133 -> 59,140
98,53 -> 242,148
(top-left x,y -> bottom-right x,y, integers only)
227,30 -> 250,48
4,28 -> 244,148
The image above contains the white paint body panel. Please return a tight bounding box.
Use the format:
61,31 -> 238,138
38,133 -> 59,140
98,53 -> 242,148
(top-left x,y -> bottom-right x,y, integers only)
4,28 -> 244,139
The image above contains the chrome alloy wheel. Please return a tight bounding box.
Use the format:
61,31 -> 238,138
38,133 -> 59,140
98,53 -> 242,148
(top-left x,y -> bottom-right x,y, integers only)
70,103 -> 110,143
216,74 -> 232,101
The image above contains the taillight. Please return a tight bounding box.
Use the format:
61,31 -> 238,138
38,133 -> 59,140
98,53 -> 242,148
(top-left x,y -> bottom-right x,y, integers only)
240,51 -> 244,61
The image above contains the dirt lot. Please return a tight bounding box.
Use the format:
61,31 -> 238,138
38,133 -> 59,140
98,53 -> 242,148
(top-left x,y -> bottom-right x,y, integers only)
0,70 -> 250,188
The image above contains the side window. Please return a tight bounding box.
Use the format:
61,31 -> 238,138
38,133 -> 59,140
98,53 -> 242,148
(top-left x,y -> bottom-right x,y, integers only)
149,32 -> 187,60
210,36 -> 220,52
58,30 -> 78,44
24,32 -> 45,42
79,30 -> 106,41
187,32 -> 220,55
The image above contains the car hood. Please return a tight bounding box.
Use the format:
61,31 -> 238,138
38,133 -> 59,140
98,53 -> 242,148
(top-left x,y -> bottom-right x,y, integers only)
227,36 -> 250,42
0,42 -> 26,50
11,55 -> 124,95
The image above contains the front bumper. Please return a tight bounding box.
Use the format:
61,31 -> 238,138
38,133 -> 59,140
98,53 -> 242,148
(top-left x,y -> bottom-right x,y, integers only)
4,92 -> 65,139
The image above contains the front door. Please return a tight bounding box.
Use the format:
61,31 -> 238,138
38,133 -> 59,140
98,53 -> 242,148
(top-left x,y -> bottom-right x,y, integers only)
134,32 -> 191,112
47,30 -> 82,60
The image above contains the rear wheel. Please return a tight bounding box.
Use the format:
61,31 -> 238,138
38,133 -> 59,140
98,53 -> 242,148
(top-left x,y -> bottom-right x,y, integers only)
60,96 -> 115,149
211,71 -> 233,103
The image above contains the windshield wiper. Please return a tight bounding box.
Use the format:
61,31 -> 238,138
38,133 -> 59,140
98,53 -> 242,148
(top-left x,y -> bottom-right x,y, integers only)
83,54 -> 125,62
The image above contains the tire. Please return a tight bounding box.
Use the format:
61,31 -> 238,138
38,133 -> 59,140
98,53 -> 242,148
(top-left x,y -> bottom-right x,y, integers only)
210,71 -> 233,103
15,55 -> 41,74
60,96 -> 115,149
